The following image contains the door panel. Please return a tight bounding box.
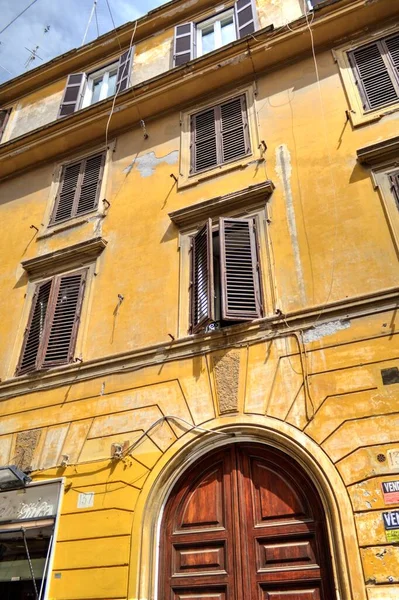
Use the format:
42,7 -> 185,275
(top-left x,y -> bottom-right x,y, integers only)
160,444 -> 335,600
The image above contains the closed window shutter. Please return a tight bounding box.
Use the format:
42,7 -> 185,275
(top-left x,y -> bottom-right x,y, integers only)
58,73 -> 87,118
219,217 -> 262,320
116,48 -> 134,92
76,153 -> 105,215
349,41 -> 399,110
190,219 -> 214,333
389,171 -> 399,209
0,108 -> 11,142
220,96 -> 250,163
191,108 -> 219,173
173,23 -> 195,67
17,280 -> 52,375
42,271 -> 87,367
235,0 -> 258,39
51,152 -> 105,224
52,161 -> 82,224
191,95 -> 250,174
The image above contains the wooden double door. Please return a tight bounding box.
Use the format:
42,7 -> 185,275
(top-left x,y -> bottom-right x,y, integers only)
160,443 -> 335,600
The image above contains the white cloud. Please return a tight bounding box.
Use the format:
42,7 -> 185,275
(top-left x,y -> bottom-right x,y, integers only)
0,0 -> 169,85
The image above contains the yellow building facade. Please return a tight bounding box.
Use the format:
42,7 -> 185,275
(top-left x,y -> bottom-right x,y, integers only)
0,0 -> 398,598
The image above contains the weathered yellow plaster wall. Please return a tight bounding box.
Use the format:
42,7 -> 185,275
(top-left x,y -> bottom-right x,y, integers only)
1,0 -> 307,142
0,1 -> 398,599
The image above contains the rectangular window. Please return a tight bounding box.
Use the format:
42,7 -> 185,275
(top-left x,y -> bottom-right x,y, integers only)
190,95 -> 250,174
58,49 -> 133,117
16,270 -> 87,375
348,33 -> 399,111
82,63 -> 118,108
0,108 -> 11,142
197,10 -> 236,57
389,170 -> 399,210
190,217 -> 262,333
173,1 -> 258,67
50,152 -> 105,225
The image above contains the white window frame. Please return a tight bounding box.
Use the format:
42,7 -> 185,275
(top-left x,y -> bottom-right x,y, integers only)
196,9 -> 236,57
81,62 -> 118,108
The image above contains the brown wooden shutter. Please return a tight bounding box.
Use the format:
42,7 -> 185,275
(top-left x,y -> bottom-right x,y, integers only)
42,271 -> 87,367
0,108 -> 11,142
58,73 -> 87,118
17,280 -> 52,375
191,108 -> 219,174
116,48 -> 134,92
190,219 -> 214,333
235,0 -> 258,39
52,161 -> 82,224
173,23 -> 195,67
385,34 -> 399,82
220,96 -> 250,163
349,41 -> 399,110
76,153 -> 105,215
51,152 -> 105,224
219,217 -> 262,321
389,171 -> 399,209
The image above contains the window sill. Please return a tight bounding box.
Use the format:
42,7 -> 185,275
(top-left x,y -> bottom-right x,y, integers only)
178,156 -> 264,189
348,103 -> 399,128
37,213 -> 103,240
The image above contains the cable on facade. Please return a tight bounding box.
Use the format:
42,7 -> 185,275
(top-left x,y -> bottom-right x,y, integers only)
0,0 -> 39,37
105,19 -> 138,149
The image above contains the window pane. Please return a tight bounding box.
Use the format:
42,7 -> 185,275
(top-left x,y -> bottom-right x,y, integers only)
202,25 -> 215,55
107,71 -> 117,97
221,17 -> 235,45
91,77 -> 103,104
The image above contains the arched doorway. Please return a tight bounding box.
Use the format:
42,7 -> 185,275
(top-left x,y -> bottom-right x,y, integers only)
160,443 -> 336,600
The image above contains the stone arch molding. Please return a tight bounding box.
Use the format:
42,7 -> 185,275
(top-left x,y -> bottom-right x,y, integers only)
128,415 -> 366,600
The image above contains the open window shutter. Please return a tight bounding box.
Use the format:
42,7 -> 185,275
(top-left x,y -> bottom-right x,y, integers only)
348,42 -> 399,110
220,96 -> 250,163
173,23 -> 195,67
58,73 -> 87,118
190,219 -> 214,333
389,171 -> 399,209
42,271 -> 87,367
191,107 -> 218,173
384,34 -> 399,82
0,108 -> 11,142
51,161 -> 82,224
116,48 -> 134,92
17,280 -> 52,375
76,153 -> 105,215
219,217 -> 262,320
235,0 -> 259,39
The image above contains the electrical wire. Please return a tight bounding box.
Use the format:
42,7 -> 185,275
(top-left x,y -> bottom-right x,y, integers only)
81,0 -> 97,46
94,2 -> 100,38
105,19 -> 137,149
105,0 -> 122,51
0,0 -> 39,37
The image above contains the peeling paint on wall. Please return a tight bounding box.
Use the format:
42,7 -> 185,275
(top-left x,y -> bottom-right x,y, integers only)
275,144 -> 306,304
303,319 -> 351,343
128,150 -> 179,177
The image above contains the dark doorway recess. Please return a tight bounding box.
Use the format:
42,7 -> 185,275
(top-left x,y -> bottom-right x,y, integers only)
160,443 -> 336,600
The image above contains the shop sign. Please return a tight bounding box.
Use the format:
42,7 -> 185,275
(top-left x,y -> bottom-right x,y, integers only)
0,482 -> 61,523
382,480 -> 399,505
382,510 -> 399,542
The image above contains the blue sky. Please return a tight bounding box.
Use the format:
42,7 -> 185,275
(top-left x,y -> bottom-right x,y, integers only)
0,0 -> 169,85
